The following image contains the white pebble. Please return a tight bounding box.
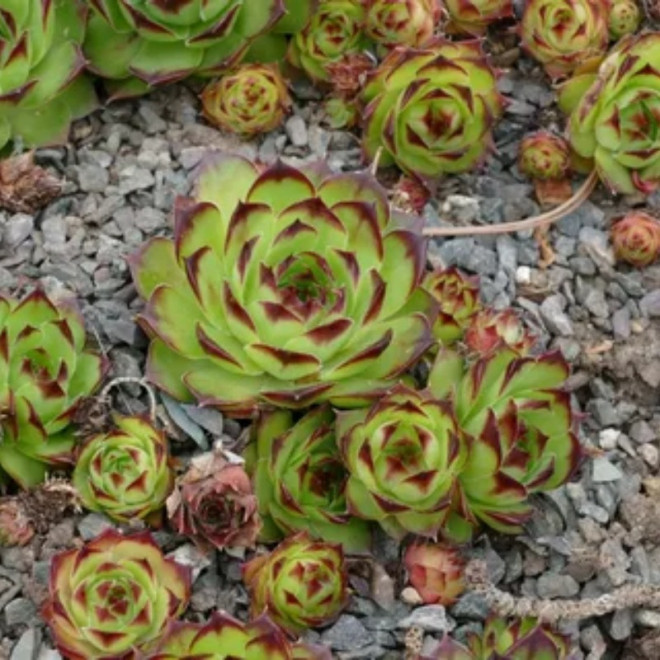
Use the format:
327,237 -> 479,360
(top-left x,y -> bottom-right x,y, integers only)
598,428 -> 620,450
638,443 -> 659,468
516,266 -> 531,285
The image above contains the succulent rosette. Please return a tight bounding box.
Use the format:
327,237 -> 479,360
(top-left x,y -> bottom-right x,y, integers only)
561,32 -> 660,194
324,97 -> 360,128
42,528 -> 192,660
362,39 -> 504,179
464,308 -> 536,357
243,532 -> 349,635
287,0 -> 369,82
444,0 -> 513,36
423,267 -> 481,344
336,385 -> 467,539
84,0 -> 284,97
428,349 -> 582,540
147,612 -> 331,660
0,0 -> 97,149
520,0 -> 609,79
0,290 -> 106,488
72,414 -> 173,523
608,0 -> 641,38
364,0 -> 443,48
167,450 -> 261,552
248,406 -> 371,552
404,542 -> 465,605
610,211 -> 660,267
129,153 -> 435,416
518,131 -> 571,180
423,617 -> 574,659
201,63 -> 291,136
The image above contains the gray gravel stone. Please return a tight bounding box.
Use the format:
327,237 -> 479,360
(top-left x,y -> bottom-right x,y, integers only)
451,592 -> 490,620
536,573 -> 580,598
629,420 -> 656,444
583,288 -> 609,318
78,513 -> 113,540
322,615 -> 374,651
10,628 -> 39,660
397,605 -> 454,633
4,214 -> 34,248
640,290 -> 660,317
591,457 -> 623,482
539,294 -> 574,336
285,115 -> 308,147
612,307 -> 631,339
4,598 -> 37,627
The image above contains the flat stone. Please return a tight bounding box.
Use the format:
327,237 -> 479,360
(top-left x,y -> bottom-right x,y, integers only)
583,288 -> 609,318
77,164 -> 109,193
10,628 -> 39,660
612,307 -> 631,339
397,605 -> 454,633
77,513 -> 113,541
4,598 -> 37,627
536,573 -> 580,599
450,592 -> 490,620
592,457 -> 623,482
321,615 -> 374,651
4,214 -> 34,247
640,290 -> 660,317
629,420 -> 656,445
285,115 -> 308,147
540,294 -> 574,336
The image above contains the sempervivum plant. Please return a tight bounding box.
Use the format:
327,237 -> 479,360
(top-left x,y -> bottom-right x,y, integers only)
201,64 -> 291,137
423,617 -> 574,659
167,450 -> 261,552
0,0 -> 97,149
608,0 -> 641,38
428,349 -> 582,541
362,39 -> 504,179
422,267 -> 481,345
287,0 -> 369,82
129,153 -> 435,416
42,529 -> 191,660
520,0 -> 609,79
248,406 -> 372,552
336,385 -> 467,540
0,290 -> 106,487
147,612 -> 331,659
560,32 -> 660,194
443,0 -> 513,35
243,532 -> 349,635
404,542 -> 465,605
84,0 -> 284,97
518,131 -> 571,180
610,211 -> 660,267
72,414 -> 173,523
364,0 -> 443,49
463,308 -> 536,357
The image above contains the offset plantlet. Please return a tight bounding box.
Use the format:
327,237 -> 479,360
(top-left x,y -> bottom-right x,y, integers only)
362,39 -> 504,178
248,406 -> 371,552
0,290 -> 106,488
0,0 -> 97,149
365,0 -> 443,48
288,0 -> 369,82
72,414 -> 173,523
444,0 -> 513,35
422,268 -> 481,345
560,32 -> 660,194
404,542 -> 465,605
518,131 -> 574,205
84,0 -> 284,97
422,616 -> 574,659
0,498 -> 34,546
243,532 -> 349,635
201,64 -> 291,137
520,0 -> 609,79
42,528 -> 191,660
146,612 -> 331,660
336,385 -> 467,540
129,153 -> 435,416
464,308 -> 536,357
323,97 -> 360,128
167,449 -> 261,552
608,0 -> 641,38
428,348 -> 582,541
610,211 -> 660,267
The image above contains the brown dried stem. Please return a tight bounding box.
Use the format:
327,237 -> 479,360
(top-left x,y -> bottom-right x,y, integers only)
466,559 -> 660,622
423,169 -> 599,237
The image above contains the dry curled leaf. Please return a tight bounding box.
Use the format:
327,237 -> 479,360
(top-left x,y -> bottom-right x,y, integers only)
0,151 -> 62,214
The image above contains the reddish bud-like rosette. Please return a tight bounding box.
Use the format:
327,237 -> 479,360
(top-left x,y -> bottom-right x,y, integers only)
167,450 -> 261,552
404,542 -> 465,605
243,532 -> 349,635
423,267 -> 481,344
464,308 -> 536,357
518,131 -> 571,181
444,0 -> 513,35
611,211 -> 660,267
42,528 -> 191,660
0,498 -> 34,546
